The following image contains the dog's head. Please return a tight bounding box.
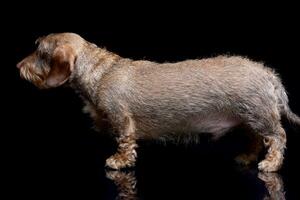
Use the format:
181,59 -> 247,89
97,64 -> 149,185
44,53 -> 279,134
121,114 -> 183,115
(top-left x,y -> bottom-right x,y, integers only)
17,33 -> 84,88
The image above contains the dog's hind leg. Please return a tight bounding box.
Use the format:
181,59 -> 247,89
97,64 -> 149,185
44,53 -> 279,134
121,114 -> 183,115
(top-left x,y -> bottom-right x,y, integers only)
258,126 -> 286,172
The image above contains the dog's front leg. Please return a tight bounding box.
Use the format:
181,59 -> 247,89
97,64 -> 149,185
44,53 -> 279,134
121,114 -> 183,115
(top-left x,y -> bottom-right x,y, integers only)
106,115 -> 138,170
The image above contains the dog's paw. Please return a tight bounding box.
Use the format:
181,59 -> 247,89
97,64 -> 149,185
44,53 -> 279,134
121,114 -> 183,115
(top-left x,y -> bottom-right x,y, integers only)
235,153 -> 257,167
105,170 -> 135,182
105,154 -> 135,170
258,160 -> 280,172
235,155 -> 252,166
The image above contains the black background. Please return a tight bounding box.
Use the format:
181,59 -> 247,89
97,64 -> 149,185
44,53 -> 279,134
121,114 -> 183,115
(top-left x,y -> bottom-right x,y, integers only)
4,2 -> 300,199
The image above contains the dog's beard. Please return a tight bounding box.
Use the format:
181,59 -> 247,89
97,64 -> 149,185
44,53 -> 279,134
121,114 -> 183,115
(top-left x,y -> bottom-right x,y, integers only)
20,67 -> 46,88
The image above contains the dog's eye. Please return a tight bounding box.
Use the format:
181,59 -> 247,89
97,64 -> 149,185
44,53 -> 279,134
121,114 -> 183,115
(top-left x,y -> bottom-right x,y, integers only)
36,51 -> 50,66
41,53 -> 48,59
38,51 -> 49,60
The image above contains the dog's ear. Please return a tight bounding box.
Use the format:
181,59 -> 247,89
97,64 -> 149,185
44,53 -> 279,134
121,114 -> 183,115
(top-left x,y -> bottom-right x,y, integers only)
46,45 -> 76,88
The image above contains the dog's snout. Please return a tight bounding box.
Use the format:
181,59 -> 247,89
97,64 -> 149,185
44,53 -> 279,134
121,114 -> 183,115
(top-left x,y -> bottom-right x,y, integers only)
17,61 -> 24,69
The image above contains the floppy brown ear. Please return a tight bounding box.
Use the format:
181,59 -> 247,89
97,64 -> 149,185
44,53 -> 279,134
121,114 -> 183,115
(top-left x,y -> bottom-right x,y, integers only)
46,45 -> 76,87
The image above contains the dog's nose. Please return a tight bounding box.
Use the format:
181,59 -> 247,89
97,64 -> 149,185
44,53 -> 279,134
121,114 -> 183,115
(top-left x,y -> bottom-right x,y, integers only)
17,61 -> 24,69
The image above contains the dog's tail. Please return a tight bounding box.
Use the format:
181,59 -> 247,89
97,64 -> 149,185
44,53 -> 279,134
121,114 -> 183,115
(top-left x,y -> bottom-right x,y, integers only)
274,74 -> 300,127
282,103 -> 300,127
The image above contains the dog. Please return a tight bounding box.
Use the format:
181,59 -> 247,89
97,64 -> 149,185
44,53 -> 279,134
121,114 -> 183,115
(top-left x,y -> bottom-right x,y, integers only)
17,32 -> 300,172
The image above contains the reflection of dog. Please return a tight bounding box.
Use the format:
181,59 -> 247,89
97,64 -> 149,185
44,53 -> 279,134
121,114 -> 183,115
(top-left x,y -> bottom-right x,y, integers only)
105,170 -> 286,200
258,173 -> 285,200
106,171 -> 137,200
17,33 -> 300,172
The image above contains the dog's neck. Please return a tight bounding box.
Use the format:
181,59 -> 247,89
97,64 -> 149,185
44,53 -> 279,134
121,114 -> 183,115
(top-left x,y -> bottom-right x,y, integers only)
69,43 -> 121,105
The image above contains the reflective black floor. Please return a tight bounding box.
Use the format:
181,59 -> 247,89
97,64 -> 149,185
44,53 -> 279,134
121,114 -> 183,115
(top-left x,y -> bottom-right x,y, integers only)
105,168 -> 285,200
9,127 -> 300,200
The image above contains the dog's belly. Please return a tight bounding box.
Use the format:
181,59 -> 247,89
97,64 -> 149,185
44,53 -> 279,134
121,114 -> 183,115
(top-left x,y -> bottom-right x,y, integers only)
189,114 -> 241,136
136,113 -> 241,140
